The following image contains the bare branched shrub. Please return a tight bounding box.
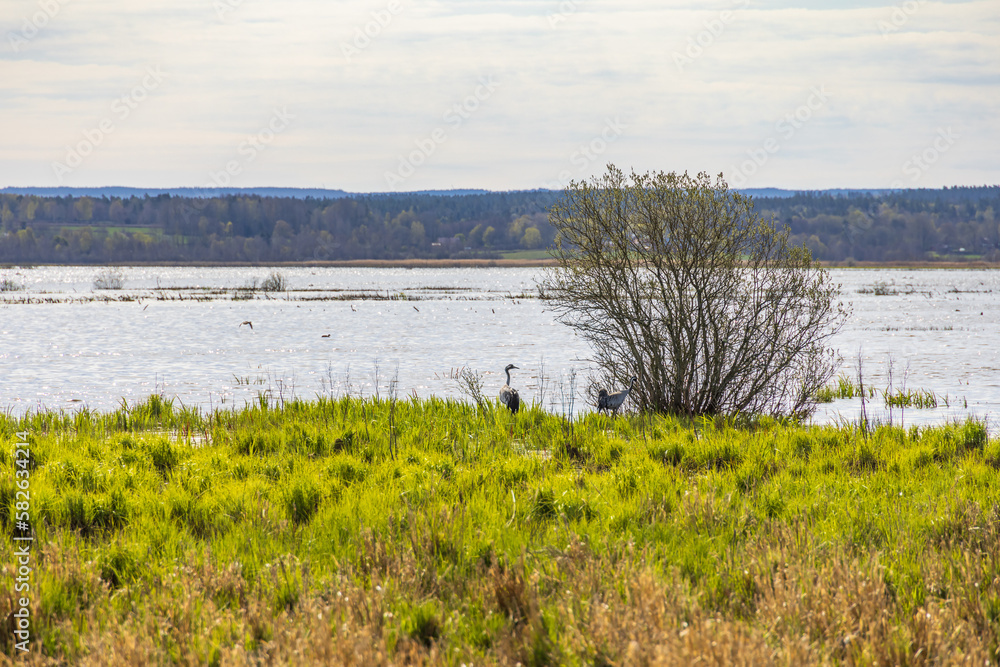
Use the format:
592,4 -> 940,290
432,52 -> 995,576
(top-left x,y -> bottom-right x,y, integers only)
93,268 -> 125,290
558,368 -> 578,420
584,378 -> 604,410
260,271 -> 288,292
456,367 -> 488,411
541,166 -> 849,419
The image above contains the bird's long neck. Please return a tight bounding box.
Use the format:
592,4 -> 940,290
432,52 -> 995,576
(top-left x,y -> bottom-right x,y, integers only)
505,368 -> 512,385
626,377 -> 636,394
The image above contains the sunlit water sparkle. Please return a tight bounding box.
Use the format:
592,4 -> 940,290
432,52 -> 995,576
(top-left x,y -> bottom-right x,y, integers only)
2,266 -> 998,430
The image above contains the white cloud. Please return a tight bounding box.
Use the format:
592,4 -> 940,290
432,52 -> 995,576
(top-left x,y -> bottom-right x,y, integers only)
0,0 -> 995,189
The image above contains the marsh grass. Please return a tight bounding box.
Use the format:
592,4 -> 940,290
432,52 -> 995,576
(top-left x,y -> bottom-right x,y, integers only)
886,388 -> 943,409
816,374 -> 949,410
815,374 -> 872,402
1,396 -> 999,664
230,271 -> 290,300
857,280 -> 926,296
4,279 -> 515,305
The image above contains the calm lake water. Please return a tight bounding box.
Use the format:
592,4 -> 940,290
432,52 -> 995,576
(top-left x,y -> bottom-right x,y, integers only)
1,266 -> 998,429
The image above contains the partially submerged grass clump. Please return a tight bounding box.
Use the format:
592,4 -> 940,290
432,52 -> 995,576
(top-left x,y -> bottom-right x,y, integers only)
259,270 -> 288,292
814,374 -> 869,402
857,279 -> 920,296
92,268 -> 125,290
816,374 -> 950,409
1,396 -> 999,664
231,271 -> 287,299
0,277 -> 24,292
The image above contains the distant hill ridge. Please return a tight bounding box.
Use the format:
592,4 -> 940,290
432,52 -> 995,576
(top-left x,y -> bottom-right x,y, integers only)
0,186 -> 917,200
0,186 -> 500,199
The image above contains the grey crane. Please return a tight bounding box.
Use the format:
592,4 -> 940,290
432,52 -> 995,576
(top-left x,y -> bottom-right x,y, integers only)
597,376 -> 637,416
499,364 -> 520,414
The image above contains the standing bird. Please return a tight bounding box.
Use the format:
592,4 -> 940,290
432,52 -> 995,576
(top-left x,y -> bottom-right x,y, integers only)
499,364 -> 520,414
597,376 -> 637,416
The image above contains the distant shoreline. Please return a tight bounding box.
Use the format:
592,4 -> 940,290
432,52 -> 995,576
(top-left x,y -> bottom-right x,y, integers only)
2,259 -> 998,269
0,258 -> 559,269
818,260 -> 1000,270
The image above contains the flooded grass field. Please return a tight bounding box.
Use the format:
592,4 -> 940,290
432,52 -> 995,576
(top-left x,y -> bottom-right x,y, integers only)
3,266 -> 1000,664
1,266 -> 998,427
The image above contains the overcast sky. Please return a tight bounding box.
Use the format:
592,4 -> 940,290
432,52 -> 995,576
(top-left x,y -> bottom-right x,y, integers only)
1,0 -> 996,192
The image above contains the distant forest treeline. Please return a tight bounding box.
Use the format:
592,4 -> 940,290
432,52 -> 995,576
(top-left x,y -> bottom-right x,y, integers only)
0,186 -> 998,264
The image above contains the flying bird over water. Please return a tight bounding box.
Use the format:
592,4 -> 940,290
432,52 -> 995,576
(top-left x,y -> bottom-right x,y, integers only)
499,363 -> 520,414
598,376 -> 637,416
239,321 -> 253,330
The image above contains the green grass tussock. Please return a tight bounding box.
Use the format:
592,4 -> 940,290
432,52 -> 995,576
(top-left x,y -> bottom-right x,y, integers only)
815,373 -> 953,411
1,394 -> 999,664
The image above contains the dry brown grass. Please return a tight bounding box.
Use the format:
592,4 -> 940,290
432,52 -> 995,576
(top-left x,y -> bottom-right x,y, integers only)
819,260 -> 1000,269
3,522 -> 998,666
